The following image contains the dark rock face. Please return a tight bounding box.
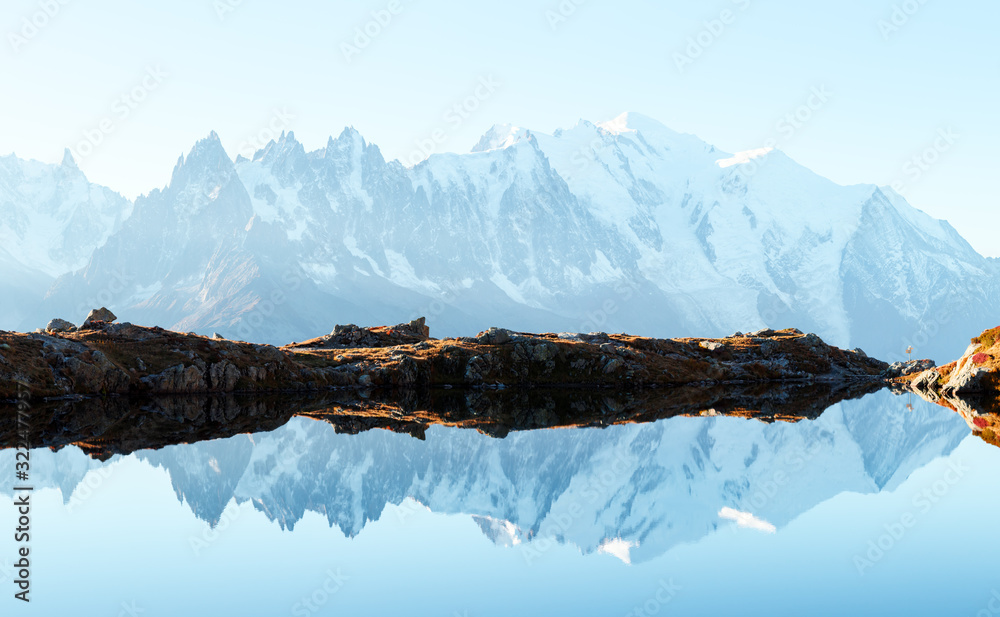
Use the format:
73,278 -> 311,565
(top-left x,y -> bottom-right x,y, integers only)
0,324 -> 888,401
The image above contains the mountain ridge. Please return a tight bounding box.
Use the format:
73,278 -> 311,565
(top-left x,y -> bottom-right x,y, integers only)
2,113 -> 996,361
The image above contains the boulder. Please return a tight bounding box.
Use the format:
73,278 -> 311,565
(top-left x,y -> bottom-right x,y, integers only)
801,333 -> 824,347
46,318 -> 76,333
82,307 -> 117,327
943,366 -> 991,396
477,327 -> 511,345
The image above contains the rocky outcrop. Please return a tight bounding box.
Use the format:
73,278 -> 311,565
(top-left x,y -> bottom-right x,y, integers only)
884,358 -> 936,379
288,317 -> 430,350
904,327 -> 999,445
81,307 -> 117,329
45,318 -> 76,334
0,322 -> 889,401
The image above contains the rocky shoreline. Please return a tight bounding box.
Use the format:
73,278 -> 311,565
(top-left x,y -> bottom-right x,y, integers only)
902,326 -> 999,446
0,310 -> 891,401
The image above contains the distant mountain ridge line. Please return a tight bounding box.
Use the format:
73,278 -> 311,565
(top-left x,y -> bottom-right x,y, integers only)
0,112 -> 996,361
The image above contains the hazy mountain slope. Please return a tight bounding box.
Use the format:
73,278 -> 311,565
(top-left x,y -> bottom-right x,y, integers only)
9,114 -> 997,360
0,150 -> 132,328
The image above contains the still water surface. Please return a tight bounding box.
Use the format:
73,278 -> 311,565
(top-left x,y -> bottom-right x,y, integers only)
1,389 -> 997,616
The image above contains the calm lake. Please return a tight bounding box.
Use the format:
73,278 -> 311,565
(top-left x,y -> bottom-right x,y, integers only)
1,388 -> 997,616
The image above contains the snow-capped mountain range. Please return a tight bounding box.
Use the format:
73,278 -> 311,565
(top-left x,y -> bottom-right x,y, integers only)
0,391 -> 969,564
2,113 -> 996,360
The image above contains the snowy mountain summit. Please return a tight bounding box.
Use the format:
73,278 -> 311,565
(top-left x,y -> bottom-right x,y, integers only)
2,113 -> 996,360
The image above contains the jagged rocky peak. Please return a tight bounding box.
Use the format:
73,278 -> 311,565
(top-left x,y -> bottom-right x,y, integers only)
250,130 -> 306,164
325,126 -> 366,155
167,131 -> 237,187
471,124 -> 531,153
60,147 -> 78,169
0,113 -> 994,362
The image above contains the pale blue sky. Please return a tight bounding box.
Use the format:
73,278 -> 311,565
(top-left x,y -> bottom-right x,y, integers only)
1,0 -> 996,255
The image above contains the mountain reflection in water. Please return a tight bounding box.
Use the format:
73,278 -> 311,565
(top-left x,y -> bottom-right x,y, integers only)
5,385 -> 998,617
